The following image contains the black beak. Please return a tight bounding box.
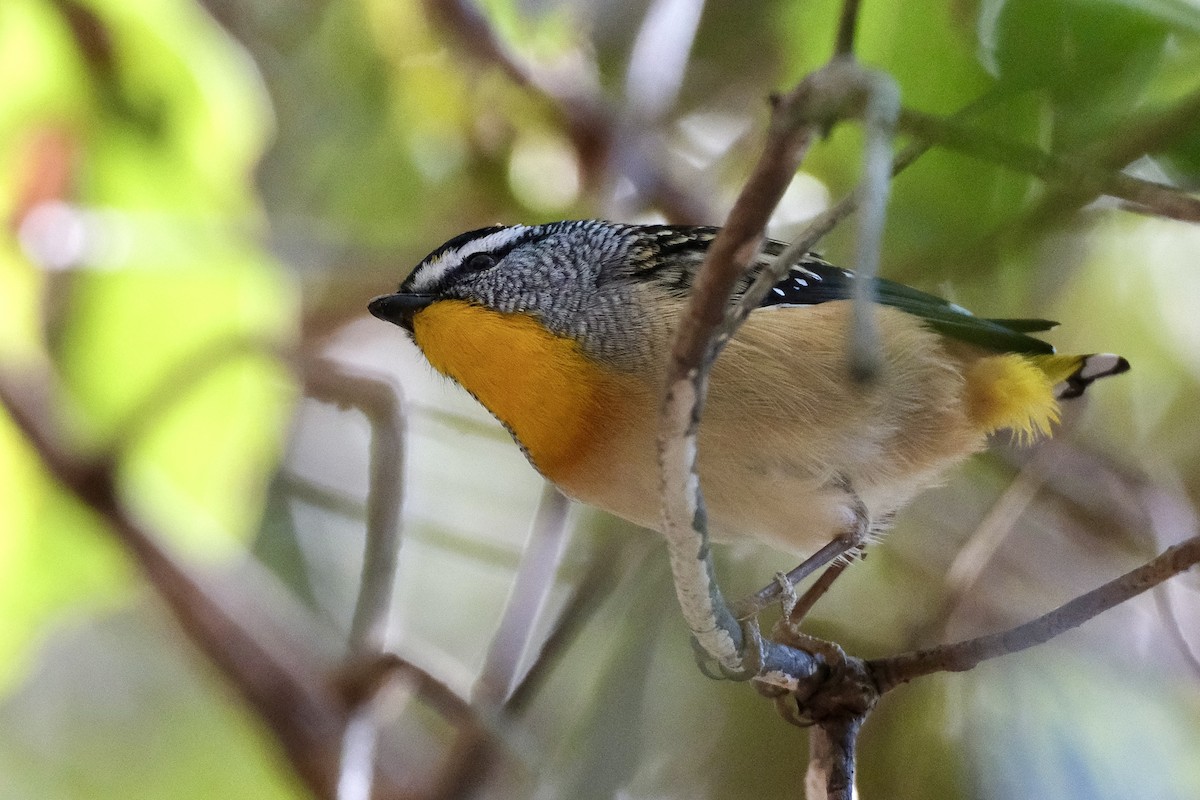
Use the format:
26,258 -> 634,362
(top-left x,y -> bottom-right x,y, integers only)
368,292 -> 436,332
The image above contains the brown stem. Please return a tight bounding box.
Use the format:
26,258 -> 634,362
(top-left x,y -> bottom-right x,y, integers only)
870,535 -> 1200,692
805,716 -> 863,800
833,0 -> 862,59
789,559 -> 853,626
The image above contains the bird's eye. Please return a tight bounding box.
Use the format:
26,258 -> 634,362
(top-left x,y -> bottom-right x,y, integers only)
464,252 -> 496,271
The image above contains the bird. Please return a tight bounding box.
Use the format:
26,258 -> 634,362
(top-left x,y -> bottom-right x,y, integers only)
368,219 -> 1128,562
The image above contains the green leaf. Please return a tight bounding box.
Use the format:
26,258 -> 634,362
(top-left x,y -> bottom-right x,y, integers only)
978,0 -> 1170,145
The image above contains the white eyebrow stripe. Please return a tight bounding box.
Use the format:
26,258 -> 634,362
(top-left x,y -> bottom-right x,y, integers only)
408,226 -> 529,292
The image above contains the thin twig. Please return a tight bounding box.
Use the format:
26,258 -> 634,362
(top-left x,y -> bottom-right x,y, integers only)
719,91 -> 1004,350
305,359 -> 407,656
870,535 -> 1200,692
3,362 -> 503,799
504,538 -> 628,714
847,69 -> 898,381
1011,82 -> 1200,236
788,559 -> 852,626
672,62 -> 900,647
604,0 -> 707,218
305,360 -> 408,800
332,652 -> 503,800
741,536 -> 859,616
832,0 -> 862,59
474,483 -> 572,705
657,57 -> 908,681
718,86 -> 1018,370
920,453 -> 1049,645
337,706 -> 387,800
622,0 -> 705,123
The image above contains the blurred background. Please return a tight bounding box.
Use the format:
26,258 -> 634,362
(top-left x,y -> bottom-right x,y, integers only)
3,0 -> 1200,797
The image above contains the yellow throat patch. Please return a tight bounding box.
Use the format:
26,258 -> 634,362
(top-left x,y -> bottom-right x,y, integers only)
411,300 -> 635,480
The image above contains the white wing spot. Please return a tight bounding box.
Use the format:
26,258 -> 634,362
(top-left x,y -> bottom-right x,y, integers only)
795,278 -> 808,287
773,287 -> 785,296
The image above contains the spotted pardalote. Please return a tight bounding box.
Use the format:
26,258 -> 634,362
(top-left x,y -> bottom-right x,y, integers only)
369,220 -> 1128,556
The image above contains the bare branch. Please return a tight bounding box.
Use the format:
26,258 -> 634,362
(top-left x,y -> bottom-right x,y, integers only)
918,452 -> 1049,645
659,57 -> 907,674
622,0 -> 705,123
657,63 -> 834,669
1,361 -> 500,799
723,89 -> 1009,344
333,653 -> 500,799
718,85 -> 1023,376
833,0 -> 863,59
788,559 -> 852,627
806,716 -> 862,800
870,535 -> 1200,692
847,69 -> 898,381
504,539 -> 628,713
305,359 -> 407,657
305,360 -> 409,800
337,708 -> 385,800
474,483 -> 572,705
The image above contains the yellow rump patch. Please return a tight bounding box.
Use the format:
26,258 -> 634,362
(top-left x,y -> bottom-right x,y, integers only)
964,353 -> 1079,442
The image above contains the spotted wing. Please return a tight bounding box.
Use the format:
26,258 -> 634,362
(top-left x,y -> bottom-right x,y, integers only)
758,256 -> 1058,355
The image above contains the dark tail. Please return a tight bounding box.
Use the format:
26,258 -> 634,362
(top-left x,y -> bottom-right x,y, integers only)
1054,353 -> 1131,400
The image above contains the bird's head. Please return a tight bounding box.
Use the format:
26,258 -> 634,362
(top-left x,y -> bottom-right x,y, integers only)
368,220 -> 653,335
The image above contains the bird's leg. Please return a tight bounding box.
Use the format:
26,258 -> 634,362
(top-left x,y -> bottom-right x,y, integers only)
735,477 -> 870,619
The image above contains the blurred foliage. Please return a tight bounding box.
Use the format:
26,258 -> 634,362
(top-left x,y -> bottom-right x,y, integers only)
2,0 -> 1200,797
